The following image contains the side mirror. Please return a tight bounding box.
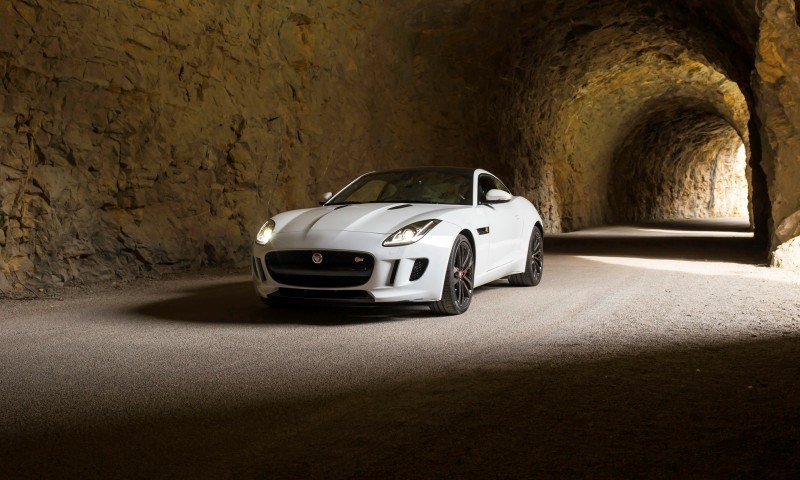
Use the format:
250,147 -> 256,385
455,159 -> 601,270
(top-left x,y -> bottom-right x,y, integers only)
485,189 -> 513,203
319,192 -> 333,205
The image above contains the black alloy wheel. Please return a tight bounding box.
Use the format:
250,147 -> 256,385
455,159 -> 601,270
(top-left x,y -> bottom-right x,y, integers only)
509,226 -> 544,287
430,234 -> 474,315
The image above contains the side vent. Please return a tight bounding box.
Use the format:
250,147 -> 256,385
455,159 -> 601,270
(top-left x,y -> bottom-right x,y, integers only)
254,256 -> 267,282
388,260 -> 400,285
409,259 -> 429,282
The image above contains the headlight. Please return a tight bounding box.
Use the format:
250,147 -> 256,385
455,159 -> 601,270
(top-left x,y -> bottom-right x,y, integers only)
383,220 -> 441,247
256,219 -> 275,245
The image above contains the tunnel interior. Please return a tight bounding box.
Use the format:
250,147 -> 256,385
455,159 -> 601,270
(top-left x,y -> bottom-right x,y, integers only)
482,0 -> 756,233
1,0 -> 799,290
609,105 -> 749,224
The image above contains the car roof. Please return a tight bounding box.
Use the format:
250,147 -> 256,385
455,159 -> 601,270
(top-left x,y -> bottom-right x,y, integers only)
367,166 -> 480,176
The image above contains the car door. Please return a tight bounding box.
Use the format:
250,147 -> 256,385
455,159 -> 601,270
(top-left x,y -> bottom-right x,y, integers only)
476,174 -> 522,271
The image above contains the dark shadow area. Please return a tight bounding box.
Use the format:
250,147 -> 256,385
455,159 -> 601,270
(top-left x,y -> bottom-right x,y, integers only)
3,336 -> 798,479
132,281 -> 432,325
636,219 -> 754,232
547,222 -> 762,264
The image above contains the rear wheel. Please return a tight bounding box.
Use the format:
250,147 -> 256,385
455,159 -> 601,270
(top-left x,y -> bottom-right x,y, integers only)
430,234 -> 474,315
509,226 -> 543,287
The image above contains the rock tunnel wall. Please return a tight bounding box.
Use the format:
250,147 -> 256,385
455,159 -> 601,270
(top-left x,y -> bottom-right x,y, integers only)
610,110 -> 748,222
755,0 -> 800,269
491,0 -> 752,232
0,1 -> 484,291
1,0 -> 800,291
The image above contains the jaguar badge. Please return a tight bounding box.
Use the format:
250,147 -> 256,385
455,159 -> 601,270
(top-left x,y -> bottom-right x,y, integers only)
312,252 -> 323,264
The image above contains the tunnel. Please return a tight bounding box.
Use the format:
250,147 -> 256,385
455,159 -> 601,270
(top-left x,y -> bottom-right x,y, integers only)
0,0 -> 800,477
0,0 -> 799,289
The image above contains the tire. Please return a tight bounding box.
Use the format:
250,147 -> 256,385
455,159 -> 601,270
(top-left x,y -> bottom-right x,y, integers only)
430,234 -> 474,315
509,226 -> 543,287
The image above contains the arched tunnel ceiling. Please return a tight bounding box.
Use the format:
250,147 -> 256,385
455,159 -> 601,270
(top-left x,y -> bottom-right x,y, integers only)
610,106 -> 748,222
1,0 -> 799,291
406,0 -> 756,231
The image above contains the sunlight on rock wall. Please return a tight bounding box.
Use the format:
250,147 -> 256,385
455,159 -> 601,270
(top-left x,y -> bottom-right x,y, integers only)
755,0 -> 800,269
3,0 -> 800,289
493,0 -> 752,232
0,1 -> 481,291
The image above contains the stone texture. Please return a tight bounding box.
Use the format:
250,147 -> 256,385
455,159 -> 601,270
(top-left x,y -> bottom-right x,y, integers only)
755,0 -> 800,269
610,110 -> 748,222
491,0 -> 752,232
773,236 -> 800,270
0,0 -> 483,291
3,0 -> 800,290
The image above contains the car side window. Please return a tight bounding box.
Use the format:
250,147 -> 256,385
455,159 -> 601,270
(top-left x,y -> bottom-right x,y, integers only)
478,174 -> 511,203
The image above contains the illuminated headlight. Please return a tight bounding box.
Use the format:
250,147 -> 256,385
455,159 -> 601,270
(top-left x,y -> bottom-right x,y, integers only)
383,220 -> 441,247
256,219 -> 276,245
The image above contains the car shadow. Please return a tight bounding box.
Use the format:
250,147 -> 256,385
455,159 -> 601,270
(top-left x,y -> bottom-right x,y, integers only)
131,281 -> 434,325
5,336 -> 799,479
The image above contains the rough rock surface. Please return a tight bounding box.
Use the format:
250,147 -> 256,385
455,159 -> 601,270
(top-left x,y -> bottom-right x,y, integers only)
0,1 -> 481,291
2,0 -> 800,291
491,0 -> 752,232
755,0 -> 800,268
610,110 -> 748,222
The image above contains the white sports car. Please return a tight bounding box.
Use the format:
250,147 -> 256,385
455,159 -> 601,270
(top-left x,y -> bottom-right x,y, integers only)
251,167 -> 544,314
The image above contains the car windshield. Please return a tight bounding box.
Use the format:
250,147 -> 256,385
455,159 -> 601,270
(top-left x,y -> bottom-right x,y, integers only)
328,169 -> 473,206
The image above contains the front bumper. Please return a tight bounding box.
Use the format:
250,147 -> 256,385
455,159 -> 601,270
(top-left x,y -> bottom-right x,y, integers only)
251,227 -> 457,303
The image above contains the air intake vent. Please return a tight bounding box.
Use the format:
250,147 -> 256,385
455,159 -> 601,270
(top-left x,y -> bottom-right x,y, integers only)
388,260 -> 400,285
253,256 -> 266,282
388,204 -> 413,210
409,258 -> 429,281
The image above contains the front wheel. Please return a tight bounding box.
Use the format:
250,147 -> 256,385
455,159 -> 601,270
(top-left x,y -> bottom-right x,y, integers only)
430,234 -> 474,315
509,226 -> 543,287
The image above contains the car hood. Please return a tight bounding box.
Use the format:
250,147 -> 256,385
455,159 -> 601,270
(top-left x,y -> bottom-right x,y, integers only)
275,203 -> 465,235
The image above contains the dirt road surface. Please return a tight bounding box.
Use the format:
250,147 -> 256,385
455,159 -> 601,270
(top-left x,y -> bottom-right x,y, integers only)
2,221 -> 799,479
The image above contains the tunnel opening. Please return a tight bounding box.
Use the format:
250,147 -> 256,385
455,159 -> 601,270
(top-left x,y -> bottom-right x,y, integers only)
609,106 -> 751,226
485,0 -> 767,266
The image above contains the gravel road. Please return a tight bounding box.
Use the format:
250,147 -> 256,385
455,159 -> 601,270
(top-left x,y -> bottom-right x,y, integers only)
2,221 -> 799,479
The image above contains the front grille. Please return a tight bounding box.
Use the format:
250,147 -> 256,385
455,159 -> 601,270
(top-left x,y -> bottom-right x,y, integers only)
409,258 -> 429,281
265,250 -> 374,288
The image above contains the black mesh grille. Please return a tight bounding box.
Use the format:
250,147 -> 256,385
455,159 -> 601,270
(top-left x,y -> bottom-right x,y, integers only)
265,250 -> 374,288
409,258 -> 429,282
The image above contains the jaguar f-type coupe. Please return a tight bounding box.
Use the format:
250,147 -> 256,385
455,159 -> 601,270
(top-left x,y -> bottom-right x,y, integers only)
251,167 -> 544,314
